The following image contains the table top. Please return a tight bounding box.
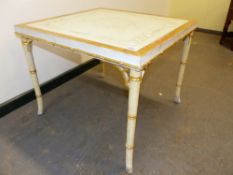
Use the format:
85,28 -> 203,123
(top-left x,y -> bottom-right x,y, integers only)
15,8 -> 197,70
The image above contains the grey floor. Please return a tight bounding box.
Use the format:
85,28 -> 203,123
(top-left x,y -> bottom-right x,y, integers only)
1,32 -> 233,175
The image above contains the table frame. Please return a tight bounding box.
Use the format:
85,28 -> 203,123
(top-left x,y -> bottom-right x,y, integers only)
19,31 -> 193,173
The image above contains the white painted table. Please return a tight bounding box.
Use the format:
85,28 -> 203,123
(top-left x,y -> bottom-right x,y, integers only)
15,8 -> 197,173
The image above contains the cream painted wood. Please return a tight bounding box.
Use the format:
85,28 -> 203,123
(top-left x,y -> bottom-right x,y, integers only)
174,32 -> 193,104
15,8 -> 197,70
21,38 -> 43,115
25,9 -> 188,51
126,70 -> 142,173
115,66 -> 129,87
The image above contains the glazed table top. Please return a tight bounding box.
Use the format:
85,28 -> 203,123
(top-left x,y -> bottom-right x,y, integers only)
15,8 -> 197,70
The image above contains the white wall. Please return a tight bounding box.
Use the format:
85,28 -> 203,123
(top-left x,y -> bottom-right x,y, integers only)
0,0 -> 170,104
170,0 -> 231,31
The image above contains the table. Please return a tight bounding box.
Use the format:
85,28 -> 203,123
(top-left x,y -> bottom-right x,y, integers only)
15,8 -> 197,173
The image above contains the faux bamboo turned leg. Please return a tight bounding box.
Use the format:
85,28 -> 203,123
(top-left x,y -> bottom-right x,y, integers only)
174,33 -> 193,104
21,38 -> 43,115
126,70 -> 142,173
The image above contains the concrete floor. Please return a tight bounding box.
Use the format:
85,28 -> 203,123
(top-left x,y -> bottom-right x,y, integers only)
1,32 -> 233,175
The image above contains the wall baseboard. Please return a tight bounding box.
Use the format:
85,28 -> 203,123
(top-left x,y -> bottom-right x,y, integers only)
196,28 -> 222,35
0,59 -> 100,118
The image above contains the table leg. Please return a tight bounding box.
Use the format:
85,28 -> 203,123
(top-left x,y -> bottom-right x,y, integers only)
21,38 -> 43,115
174,32 -> 193,104
126,70 -> 142,173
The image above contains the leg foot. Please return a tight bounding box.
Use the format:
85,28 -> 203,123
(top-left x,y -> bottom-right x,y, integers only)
126,167 -> 133,174
37,96 -> 43,115
174,96 -> 181,104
